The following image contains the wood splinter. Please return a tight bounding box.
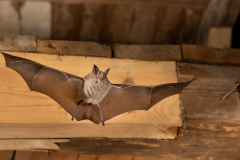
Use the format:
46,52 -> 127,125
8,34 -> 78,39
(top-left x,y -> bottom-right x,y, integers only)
221,83 -> 240,101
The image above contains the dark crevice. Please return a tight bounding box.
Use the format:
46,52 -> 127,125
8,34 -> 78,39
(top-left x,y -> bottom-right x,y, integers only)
11,150 -> 16,160
232,11 -> 240,49
180,44 -> 184,61
111,48 -> 115,58
237,85 -> 240,99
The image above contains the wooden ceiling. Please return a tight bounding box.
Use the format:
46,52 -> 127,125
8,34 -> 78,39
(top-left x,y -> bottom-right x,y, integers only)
0,0 -> 239,45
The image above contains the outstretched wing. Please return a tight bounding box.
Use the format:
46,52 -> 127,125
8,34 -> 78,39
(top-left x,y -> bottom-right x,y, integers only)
99,81 -> 192,122
1,52 -> 101,124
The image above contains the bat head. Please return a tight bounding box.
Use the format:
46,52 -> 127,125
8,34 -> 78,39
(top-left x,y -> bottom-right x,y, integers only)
84,65 -> 110,86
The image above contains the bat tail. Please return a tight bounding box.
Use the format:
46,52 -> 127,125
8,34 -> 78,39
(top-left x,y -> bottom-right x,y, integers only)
1,52 -> 44,90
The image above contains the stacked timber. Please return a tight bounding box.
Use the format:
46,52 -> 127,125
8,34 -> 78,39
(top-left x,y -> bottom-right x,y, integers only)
0,35 -> 240,159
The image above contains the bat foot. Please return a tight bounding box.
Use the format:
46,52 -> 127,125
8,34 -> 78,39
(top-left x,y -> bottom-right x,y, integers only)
71,117 -> 74,121
102,121 -> 105,126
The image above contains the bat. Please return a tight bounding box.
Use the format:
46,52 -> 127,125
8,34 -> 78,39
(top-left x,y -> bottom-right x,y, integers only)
1,52 -> 192,126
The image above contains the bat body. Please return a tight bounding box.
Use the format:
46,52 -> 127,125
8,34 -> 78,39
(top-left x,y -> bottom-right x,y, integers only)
1,52 -> 192,126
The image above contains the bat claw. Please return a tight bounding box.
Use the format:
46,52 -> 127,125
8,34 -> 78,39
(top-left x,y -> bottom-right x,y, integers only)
102,121 -> 105,126
71,117 -> 74,121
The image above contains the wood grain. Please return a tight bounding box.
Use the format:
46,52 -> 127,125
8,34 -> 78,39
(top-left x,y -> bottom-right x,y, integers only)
37,40 -> 111,57
182,44 -> 240,65
0,151 -> 14,160
0,35 -> 36,52
0,124 -> 178,139
52,2 -> 205,44
114,44 -> 181,61
9,0 -> 208,8
0,139 -> 69,150
14,151 -> 78,160
0,52 -> 181,139
57,131 -> 240,159
178,62 -> 240,124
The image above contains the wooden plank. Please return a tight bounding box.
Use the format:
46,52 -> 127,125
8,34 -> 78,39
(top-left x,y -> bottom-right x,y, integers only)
0,124 -> 178,139
128,5 -> 158,44
0,52 -> 181,139
78,4 -> 105,41
0,35 -> 36,52
52,3 -> 84,40
0,1 -> 19,35
175,7 -> 203,44
14,151 -> 170,160
20,1 -> 51,39
7,0 -> 208,8
182,44 -> 240,65
182,90 -> 240,123
98,4 -> 159,44
57,130 -> 240,159
78,154 -> 133,160
0,151 -> 14,160
99,4 -> 134,44
205,27 -> 232,48
37,40 -> 111,57
52,3 -> 205,44
14,151 -> 78,160
178,62 -> 240,122
154,7 -> 203,44
0,139 -> 69,150
114,44 -> 181,61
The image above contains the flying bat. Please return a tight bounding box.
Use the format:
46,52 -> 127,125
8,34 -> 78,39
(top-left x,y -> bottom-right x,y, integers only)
1,52 -> 192,126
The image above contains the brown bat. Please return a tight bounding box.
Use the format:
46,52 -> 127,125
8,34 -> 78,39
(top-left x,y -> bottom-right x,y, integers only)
1,52 -> 192,126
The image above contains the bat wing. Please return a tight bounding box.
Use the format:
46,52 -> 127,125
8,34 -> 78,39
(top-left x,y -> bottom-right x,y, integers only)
1,52 -> 101,124
98,81 -> 192,122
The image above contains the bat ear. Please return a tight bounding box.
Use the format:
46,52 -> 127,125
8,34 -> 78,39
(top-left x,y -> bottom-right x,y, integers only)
104,68 -> 110,77
92,65 -> 100,75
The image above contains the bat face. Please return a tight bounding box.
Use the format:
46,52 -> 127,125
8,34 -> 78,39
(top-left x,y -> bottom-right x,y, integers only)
84,65 -> 105,85
82,65 -> 112,105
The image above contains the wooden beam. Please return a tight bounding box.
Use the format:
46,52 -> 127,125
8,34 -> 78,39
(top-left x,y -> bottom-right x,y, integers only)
0,124 -> 178,139
205,27 -> 232,48
8,0 -> 208,8
0,52 -> 181,139
14,151 -> 78,160
182,44 -> 240,65
0,139 -> 69,150
56,130 -> 240,159
37,40 -> 112,57
0,35 -> 36,52
114,44 -> 182,61
0,150 -> 14,160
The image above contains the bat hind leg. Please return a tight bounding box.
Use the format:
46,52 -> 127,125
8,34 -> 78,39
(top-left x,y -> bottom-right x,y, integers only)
97,104 -> 105,126
71,100 -> 83,121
